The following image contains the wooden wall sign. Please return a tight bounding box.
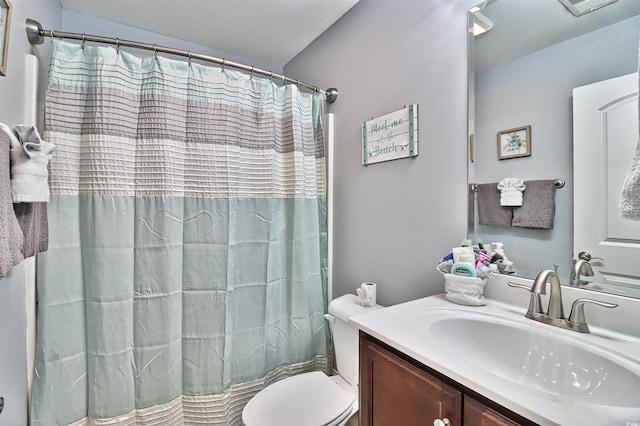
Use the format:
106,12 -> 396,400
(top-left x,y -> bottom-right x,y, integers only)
362,104 -> 418,165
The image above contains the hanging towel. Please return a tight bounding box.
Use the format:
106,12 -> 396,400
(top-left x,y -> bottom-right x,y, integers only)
497,177 -> 526,206
619,43 -> 640,220
4,123 -> 56,203
0,129 -> 25,276
512,180 -> 556,229
13,202 -> 48,258
476,183 -> 512,226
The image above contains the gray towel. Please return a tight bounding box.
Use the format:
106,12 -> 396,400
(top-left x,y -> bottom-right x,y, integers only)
476,183 -> 512,226
13,202 -> 48,258
619,44 -> 640,220
0,130 -> 25,276
512,180 -> 556,229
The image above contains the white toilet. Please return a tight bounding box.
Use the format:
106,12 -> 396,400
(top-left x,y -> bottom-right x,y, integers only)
242,294 -> 383,426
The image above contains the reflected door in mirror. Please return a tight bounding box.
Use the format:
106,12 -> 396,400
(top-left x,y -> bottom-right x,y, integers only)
573,72 -> 640,295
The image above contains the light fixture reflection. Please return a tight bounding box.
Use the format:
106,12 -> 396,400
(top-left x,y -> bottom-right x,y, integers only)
469,0 -> 487,14
472,11 -> 494,37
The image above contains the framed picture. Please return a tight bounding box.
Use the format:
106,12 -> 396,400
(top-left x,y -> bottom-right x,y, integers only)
497,125 -> 531,160
0,0 -> 11,76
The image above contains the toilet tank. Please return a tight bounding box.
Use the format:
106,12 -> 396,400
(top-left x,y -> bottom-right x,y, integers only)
327,294 -> 384,386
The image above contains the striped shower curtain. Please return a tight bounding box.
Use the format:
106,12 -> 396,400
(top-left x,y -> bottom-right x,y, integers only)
31,40 -> 329,425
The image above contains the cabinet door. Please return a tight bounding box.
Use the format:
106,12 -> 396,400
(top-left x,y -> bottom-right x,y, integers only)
463,397 -> 522,426
360,335 -> 462,426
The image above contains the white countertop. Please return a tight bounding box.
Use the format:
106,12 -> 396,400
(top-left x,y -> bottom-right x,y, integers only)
350,293 -> 640,426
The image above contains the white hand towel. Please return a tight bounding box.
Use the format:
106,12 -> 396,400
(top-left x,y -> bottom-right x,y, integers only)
619,44 -> 640,220
497,178 -> 526,206
2,124 -> 56,203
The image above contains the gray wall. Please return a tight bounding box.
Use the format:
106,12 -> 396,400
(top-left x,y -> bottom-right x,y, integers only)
472,16 -> 640,281
285,0 -> 480,306
0,2 -> 61,425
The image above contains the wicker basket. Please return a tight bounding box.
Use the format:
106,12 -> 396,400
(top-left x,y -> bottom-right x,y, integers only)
443,273 -> 487,306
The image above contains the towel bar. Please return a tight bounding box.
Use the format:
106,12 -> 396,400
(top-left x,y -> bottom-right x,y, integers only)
471,178 -> 565,192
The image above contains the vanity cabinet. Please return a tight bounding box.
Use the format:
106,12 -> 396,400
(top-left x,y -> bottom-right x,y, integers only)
463,397 -> 521,426
359,332 -> 534,426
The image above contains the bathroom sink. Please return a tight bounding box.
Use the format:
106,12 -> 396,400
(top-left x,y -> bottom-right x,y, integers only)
350,295 -> 640,425
425,309 -> 640,407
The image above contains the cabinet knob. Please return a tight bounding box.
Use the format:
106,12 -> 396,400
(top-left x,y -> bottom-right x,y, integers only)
433,418 -> 451,426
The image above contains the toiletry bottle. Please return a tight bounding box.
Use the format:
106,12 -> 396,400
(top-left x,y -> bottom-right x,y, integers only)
492,242 -> 504,255
451,253 -> 477,277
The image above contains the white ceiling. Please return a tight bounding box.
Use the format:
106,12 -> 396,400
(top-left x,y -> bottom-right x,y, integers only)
59,0 -> 360,69
474,0 -> 640,72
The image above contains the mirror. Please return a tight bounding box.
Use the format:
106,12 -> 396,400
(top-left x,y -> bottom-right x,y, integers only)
468,0 -> 640,297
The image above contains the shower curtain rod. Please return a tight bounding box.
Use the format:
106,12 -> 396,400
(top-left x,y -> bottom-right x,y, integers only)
24,18 -> 339,103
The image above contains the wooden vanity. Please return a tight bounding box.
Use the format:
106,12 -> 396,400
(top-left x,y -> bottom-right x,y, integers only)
359,332 -> 537,426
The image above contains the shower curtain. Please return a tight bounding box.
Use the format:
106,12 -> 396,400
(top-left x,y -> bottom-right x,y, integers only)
31,40 -> 329,425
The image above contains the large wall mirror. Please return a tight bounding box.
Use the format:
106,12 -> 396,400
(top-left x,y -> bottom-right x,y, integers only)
468,0 -> 640,298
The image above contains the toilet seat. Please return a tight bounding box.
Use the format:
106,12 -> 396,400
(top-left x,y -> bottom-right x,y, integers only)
242,371 -> 356,426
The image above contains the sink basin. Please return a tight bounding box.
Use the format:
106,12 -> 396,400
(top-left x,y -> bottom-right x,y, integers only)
351,293 -> 640,425
425,309 -> 640,408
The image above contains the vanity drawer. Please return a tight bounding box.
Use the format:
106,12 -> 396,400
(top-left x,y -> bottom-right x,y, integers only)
463,397 -> 521,426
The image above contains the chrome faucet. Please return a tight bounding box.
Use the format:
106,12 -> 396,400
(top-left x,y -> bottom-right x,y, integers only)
531,263 -> 564,319
569,251 -> 600,287
508,263 -> 617,333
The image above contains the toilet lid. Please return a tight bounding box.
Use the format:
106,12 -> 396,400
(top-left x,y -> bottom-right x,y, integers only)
242,371 -> 355,426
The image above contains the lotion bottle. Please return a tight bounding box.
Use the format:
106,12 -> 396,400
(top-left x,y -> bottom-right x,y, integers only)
451,252 -> 477,277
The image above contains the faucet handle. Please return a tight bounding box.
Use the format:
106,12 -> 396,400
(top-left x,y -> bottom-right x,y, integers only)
577,251 -> 603,262
507,282 -> 544,316
568,298 -> 618,333
507,282 -> 529,291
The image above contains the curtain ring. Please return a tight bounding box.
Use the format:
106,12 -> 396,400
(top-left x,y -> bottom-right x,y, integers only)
81,33 -> 86,49
153,44 -> 158,59
269,71 -> 274,82
115,38 -> 120,54
250,66 -> 255,79
187,51 -> 192,65
221,58 -> 225,72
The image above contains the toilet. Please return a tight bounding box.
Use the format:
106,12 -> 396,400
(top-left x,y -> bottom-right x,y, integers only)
242,294 -> 383,426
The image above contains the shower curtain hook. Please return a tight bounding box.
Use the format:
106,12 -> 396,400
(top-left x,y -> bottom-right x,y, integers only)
250,66 -> 255,79
153,44 -> 158,59
187,51 -> 192,65
115,38 -> 120,54
269,71 -> 274,82
221,58 -> 226,72
81,33 -> 86,49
